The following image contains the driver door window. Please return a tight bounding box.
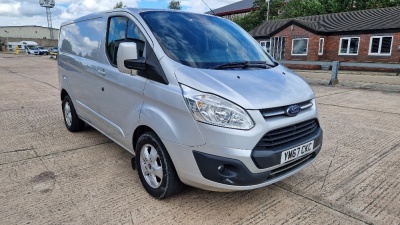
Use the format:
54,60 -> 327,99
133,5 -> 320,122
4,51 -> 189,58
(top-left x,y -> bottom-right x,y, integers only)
127,20 -> 146,57
106,16 -> 146,66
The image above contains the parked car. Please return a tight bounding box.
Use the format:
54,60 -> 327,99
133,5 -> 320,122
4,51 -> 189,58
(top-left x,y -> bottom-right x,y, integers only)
7,44 -> 14,52
58,9 -> 323,199
25,46 -> 40,55
49,47 -> 58,58
37,46 -> 49,55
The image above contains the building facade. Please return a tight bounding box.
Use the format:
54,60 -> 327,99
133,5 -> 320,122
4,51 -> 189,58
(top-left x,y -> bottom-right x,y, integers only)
250,7 -> 400,70
0,26 -> 59,50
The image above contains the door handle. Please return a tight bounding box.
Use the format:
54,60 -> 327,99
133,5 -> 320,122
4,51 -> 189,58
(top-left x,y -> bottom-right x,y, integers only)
97,69 -> 106,76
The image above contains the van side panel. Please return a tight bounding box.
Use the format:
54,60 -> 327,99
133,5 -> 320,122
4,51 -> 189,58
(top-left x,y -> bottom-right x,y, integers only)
58,18 -> 106,125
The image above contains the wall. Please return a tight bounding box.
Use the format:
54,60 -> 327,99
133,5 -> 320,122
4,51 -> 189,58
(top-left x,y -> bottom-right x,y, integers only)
9,38 -> 58,47
0,26 -> 59,51
273,25 -> 320,69
266,25 -> 400,70
321,33 -> 400,64
0,26 -> 59,40
1,37 -> 58,51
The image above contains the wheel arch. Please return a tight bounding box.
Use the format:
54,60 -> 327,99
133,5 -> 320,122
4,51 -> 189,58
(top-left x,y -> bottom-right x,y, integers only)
132,125 -> 154,152
61,89 -> 69,101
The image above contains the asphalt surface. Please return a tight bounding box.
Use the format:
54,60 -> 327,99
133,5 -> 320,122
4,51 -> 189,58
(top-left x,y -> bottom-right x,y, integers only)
1,53 -> 399,224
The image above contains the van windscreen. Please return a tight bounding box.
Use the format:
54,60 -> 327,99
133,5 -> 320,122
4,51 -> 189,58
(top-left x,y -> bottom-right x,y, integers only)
140,11 -> 274,69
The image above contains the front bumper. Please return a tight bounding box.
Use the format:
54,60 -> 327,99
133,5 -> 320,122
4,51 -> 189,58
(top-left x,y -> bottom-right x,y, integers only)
162,100 -> 322,191
193,129 -> 322,187
163,128 -> 322,191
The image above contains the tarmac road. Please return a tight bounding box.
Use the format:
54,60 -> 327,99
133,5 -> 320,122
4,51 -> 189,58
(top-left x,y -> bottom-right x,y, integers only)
1,53 -> 399,224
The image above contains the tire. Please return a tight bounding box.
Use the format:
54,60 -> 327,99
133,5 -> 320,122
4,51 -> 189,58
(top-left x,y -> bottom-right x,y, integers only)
62,95 -> 85,132
136,132 -> 183,199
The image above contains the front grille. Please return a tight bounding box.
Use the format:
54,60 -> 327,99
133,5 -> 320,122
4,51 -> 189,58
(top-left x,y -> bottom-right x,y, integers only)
255,119 -> 319,150
260,100 -> 313,118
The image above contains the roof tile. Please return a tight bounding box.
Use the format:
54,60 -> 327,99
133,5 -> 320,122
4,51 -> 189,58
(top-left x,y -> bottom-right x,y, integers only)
250,6 -> 400,37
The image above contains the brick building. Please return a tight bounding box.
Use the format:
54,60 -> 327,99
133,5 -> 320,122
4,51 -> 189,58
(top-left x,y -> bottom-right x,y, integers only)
250,7 -> 400,69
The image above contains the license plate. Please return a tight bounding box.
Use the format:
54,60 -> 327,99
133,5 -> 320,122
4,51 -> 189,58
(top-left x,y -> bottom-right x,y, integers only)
280,140 -> 314,164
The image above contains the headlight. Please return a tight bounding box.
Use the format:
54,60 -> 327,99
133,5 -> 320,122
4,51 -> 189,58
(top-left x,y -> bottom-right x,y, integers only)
181,85 -> 254,130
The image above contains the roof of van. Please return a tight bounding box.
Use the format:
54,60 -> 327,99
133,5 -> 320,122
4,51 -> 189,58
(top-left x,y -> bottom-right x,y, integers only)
60,8 -> 215,27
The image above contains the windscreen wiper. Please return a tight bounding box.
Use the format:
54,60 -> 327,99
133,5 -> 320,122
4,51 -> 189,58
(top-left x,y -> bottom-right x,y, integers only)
211,61 -> 274,70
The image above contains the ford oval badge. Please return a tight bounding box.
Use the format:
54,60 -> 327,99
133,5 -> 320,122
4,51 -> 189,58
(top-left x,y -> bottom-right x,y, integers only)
286,105 -> 301,117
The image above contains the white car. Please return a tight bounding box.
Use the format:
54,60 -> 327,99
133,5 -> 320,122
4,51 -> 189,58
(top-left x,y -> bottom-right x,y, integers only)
26,46 -> 40,55
37,46 -> 49,55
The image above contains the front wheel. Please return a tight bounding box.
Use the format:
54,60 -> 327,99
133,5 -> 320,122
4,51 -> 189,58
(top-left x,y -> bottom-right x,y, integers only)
136,132 -> 183,199
62,95 -> 85,132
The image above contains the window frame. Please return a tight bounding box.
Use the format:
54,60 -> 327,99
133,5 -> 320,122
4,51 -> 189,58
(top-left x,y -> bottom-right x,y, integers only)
368,36 -> 393,56
106,16 -> 128,67
260,40 -> 271,53
291,38 -> 309,56
338,37 -> 360,55
105,16 -> 147,67
318,38 -> 324,55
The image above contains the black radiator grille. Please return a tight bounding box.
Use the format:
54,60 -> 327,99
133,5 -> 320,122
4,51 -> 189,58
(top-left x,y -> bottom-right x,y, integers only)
256,119 -> 319,149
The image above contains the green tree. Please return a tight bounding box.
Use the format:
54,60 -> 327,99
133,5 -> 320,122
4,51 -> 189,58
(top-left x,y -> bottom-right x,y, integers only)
280,0 -> 400,18
233,0 -> 400,31
168,0 -> 181,10
113,1 -> 125,9
233,0 -> 285,31
319,0 -> 353,13
351,0 -> 400,10
278,0 -> 326,19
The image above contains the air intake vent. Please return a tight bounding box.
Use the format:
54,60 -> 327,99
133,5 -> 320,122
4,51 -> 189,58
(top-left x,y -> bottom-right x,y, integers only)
256,119 -> 319,150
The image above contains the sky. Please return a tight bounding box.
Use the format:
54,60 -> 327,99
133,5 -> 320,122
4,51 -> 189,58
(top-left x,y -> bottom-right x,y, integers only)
0,0 -> 238,29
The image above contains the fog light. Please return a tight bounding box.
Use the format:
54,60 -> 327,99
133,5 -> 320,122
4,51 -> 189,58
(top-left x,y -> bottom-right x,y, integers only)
218,165 -> 225,172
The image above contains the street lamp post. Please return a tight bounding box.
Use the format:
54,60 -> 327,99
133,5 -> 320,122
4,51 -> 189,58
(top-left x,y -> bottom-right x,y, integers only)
266,0 -> 270,21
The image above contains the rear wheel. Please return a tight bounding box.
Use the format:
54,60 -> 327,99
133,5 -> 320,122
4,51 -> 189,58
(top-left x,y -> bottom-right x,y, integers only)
62,95 -> 85,132
136,132 -> 183,199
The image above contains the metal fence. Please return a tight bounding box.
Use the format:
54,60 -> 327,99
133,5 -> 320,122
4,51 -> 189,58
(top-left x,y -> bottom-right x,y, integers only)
278,60 -> 400,85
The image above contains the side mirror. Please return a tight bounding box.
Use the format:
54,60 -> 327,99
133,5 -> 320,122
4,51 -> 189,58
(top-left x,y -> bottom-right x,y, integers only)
117,42 -> 138,74
124,57 -> 146,70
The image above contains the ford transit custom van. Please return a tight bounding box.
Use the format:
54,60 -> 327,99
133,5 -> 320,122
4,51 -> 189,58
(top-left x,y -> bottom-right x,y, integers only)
58,9 -> 323,199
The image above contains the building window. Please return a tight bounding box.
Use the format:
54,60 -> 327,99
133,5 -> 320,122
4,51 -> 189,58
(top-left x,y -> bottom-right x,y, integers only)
318,38 -> 324,55
260,40 -> 271,53
270,37 -> 286,60
339,37 -> 359,55
369,36 -> 393,55
292,38 -> 308,55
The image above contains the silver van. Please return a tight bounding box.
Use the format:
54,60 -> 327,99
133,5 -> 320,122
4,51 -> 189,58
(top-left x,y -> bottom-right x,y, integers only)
58,9 -> 323,199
